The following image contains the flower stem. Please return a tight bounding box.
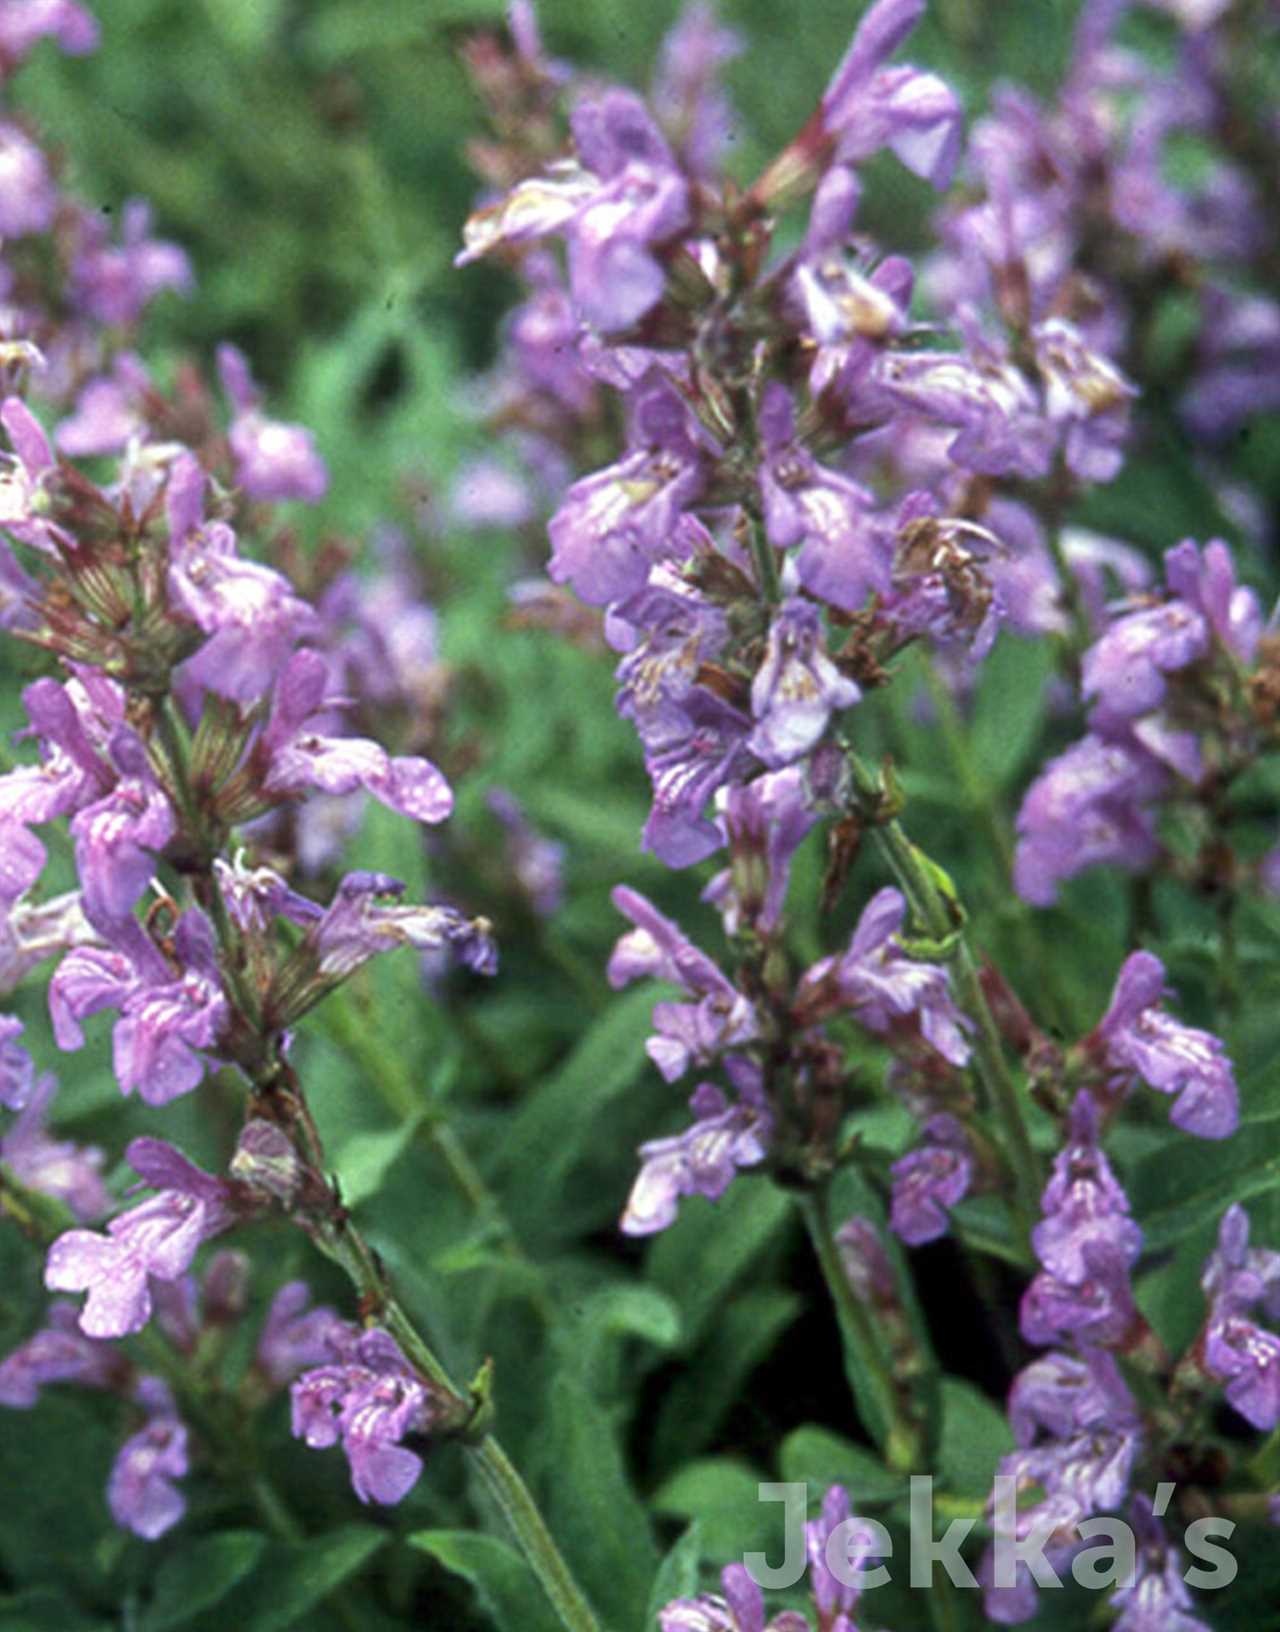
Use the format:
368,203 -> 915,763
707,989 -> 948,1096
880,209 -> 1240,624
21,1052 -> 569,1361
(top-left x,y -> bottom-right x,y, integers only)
797,1184 -> 923,1472
303,1177 -> 602,1632
844,749 -> 1042,1242
746,507 -> 782,605
472,1437 -> 605,1632
151,702 -> 601,1632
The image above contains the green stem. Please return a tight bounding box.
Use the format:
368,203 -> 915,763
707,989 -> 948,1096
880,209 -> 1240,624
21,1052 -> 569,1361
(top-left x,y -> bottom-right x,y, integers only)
472,1437 -> 604,1632
305,1184 -> 602,1632
797,1186 -> 922,1471
844,750 -> 1042,1243
150,698 -> 601,1632
746,507 -> 781,605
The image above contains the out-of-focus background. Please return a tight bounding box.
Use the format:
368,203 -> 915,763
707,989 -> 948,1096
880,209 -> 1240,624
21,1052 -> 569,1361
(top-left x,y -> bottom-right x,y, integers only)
12,0 -> 1085,530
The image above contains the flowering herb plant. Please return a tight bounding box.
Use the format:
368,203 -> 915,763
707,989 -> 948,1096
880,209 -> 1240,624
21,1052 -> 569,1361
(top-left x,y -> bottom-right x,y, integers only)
0,1 -> 1278,1629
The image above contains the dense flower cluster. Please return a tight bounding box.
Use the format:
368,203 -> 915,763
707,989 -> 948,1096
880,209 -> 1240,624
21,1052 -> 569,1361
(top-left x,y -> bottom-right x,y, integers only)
453,1 -> 1274,1625
0,11 -> 495,1536
1,2 -> 1277,1626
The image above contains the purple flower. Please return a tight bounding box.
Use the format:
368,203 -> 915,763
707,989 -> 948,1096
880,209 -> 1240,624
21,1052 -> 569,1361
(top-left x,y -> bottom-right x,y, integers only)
1109,1495 -> 1211,1632
1082,601 -> 1209,726
612,572 -> 729,720
1182,289 -> 1280,442
0,1 -> 99,61
0,1302 -> 125,1407
291,1325 -> 439,1505
71,199 -> 192,328
0,1013 -> 33,1109
564,91 -> 691,330
637,689 -> 755,868
1164,536 -> 1262,665
0,669 -> 136,904
1083,539 -> 1260,732
650,2 -> 743,177
255,1282 -> 348,1389
54,353 -> 150,456
301,870 -> 497,986
1092,951 -> 1238,1138
262,651 -> 453,825
1020,1237 -> 1141,1349
1203,1307 -> 1280,1431
1013,733 -> 1170,906
659,1561 -> 806,1632
0,121 -> 57,237
0,1070 -> 110,1219
982,1349 -> 1143,1624
1006,1347 -> 1140,1451
796,887 -> 971,1066
107,1383 -> 189,1541
69,771 -> 176,934
795,222 -> 910,349
172,540 -> 318,707
0,890 -> 98,995
1031,1092 -> 1142,1284
458,90 -> 689,332
0,396 -> 67,553
890,1112 -> 973,1245
44,1138 -> 237,1338
609,886 -> 757,1080
504,253 -> 596,415
874,333 -> 1055,481
213,853 -> 321,937
546,380 -> 705,605
806,1483 -> 886,1624
1199,1206 -> 1280,1431
1032,318 -> 1136,482
757,385 -> 890,614
820,0 -> 963,188
621,1071 -> 772,1235
748,598 -> 860,767
51,912 -> 229,1105
1201,1203 -> 1280,1316
702,767 -> 817,936
217,344 -> 328,503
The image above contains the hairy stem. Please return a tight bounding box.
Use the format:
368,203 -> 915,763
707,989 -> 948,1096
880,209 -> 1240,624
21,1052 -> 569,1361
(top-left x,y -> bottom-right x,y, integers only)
797,1184 -> 923,1472
844,749 -> 1042,1242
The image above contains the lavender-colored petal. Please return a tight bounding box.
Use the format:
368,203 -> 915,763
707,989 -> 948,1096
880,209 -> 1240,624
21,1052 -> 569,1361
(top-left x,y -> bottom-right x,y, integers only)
107,1412 -> 189,1540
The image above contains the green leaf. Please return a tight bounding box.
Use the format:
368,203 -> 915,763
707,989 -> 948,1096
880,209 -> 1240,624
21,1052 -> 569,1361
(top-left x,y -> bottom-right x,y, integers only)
501,984 -> 663,1226
0,1589 -> 112,1632
408,1531 -> 562,1632
651,1288 -> 801,1473
335,1113 -> 425,1208
557,1283 -> 682,1396
969,633 -> 1054,788
648,1177 -> 794,1347
201,0 -> 285,52
1130,1112 -> 1280,1252
184,1525 -> 385,1632
543,1374 -> 658,1632
644,1523 -> 704,1628
139,1532 -> 267,1632
778,1427 -> 906,1507
651,1458 -> 777,1562
936,1379 -> 1013,1497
